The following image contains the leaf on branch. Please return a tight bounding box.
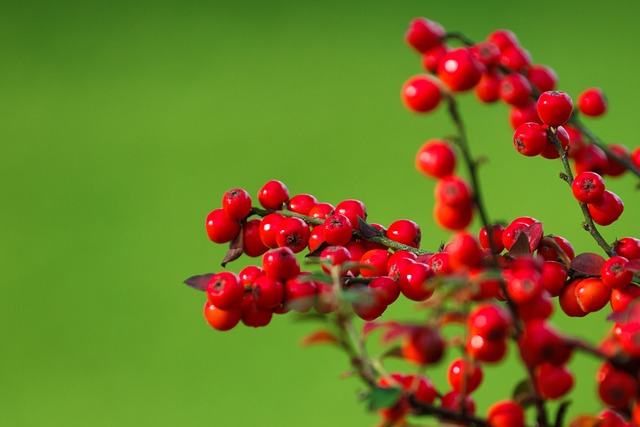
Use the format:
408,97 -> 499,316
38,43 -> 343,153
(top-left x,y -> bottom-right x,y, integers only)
297,272 -> 333,284
358,217 -> 381,239
523,221 -> 544,252
221,231 -> 243,267
512,378 -> 535,407
438,310 -> 467,326
343,261 -> 377,272
380,346 -> 404,360
507,231 -> 531,257
183,273 -> 214,291
367,386 -> 402,411
626,259 -> 640,273
568,415 -> 600,427
363,321 -> 395,338
300,329 -> 338,347
306,242 -> 329,259
381,324 -> 413,345
570,252 -> 606,276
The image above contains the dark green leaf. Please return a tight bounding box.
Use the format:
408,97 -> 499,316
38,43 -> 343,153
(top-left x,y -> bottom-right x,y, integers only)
367,387 -> 402,411
512,378 -> 535,407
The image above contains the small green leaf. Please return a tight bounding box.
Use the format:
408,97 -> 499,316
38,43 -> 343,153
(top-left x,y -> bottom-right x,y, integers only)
512,378 -> 535,407
367,387 -> 402,411
297,272 -> 333,284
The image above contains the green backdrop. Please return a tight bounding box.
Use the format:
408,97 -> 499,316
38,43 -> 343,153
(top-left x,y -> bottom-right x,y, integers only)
2,0 -> 639,425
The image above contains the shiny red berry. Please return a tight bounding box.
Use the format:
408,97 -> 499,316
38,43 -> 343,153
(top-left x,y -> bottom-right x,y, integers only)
335,199 -> 367,230
222,188 -> 252,220
205,208 -> 241,244
437,48 -> 484,92
534,363 -> 574,399
578,87 -> 607,117
387,219 -> 421,248
262,247 -> 300,281
487,400 -> 525,427
398,262 -> 434,301
203,301 -> 242,331
537,91 -> 573,126
601,256 -> 633,289
447,358 -> 483,393
405,18 -> 445,53
323,214 -> 353,246
243,218 -> 269,257
258,213 -> 286,248
571,171 -> 605,203
588,190 -> 624,226
614,237 -> 640,260
206,272 -> 244,310
401,75 -> 443,113
402,326 -> 445,365
275,217 -> 310,253
258,180 -> 289,210
499,73 -> 532,107
359,249 -> 391,278
513,122 -> 547,156
479,224 -> 505,253
527,65 -> 558,92
286,193 -> 318,215
415,139 -> 456,178
252,275 -> 284,310
435,175 -> 473,207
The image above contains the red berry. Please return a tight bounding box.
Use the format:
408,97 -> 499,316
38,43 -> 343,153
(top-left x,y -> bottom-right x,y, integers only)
465,334 -> 507,363
537,91 -> 573,126
398,262 -> 434,301
446,232 -> 483,269
283,275 -> 317,312
571,171 -> 605,203
351,285 -> 387,321
487,400 -> 525,427
240,294 -> 273,328
508,269 -> 543,304
588,190 -> 624,226
359,249 -> 391,278
513,122 -> 548,156
258,180 -> 289,210
262,247 -> 300,281
402,326 -> 445,365
610,284 -> 640,312
275,217 -> 310,253
597,363 -> 638,408
447,358 -> 483,393
509,102 -> 541,129
415,139 -> 457,178
475,70 -> 502,103
437,48 -> 484,92
405,18 -> 445,53
540,125 -> 570,159
441,391 -> 476,418
401,374 -> 437,405
387,219 -> 421,248
499,73 -> 532,107
471,41 -> 501,68
427,252 -> 453,275
238,265 -> 263,286
578,87 -> 607,117
535,363 -> 574,399
222,188 -> 252,220
541,261 -> 567,297
487,29 -> 518,50
434,201 -> 474,231
320,245 -> 351,275
252,275 -> 284,309
401,75 -> 443,113
369,277 -> 400,306
517,291 -> 554,321
615,237 -> 640,260
604,144 -> 630,177
617,322 -> 640,358
205,208 -> 241,244
527,64 -> 558,92
602,256 -> 633,289
258,213 -> 286,249
243,218 -> 269,257
314,283 -> 339,314
501,220 -> 529,250
308,202 -> 334,220
518,319 -> 572,368
559,279 -> 588,317
499,45 -> 531,72
468,303 -> 512,341
334,199 -> 367,230
307,225 -> 325,252
206,272 -> 244,310
574,144 -> 608,174
479,224 -> 505,253
537,235 -> 575,261
203,301 -> 242,331
323,214 -> 353,246
344,241 -> 368,275
421,44 -> 449,73
286,194 -> 318,215
435,175 -> 473,206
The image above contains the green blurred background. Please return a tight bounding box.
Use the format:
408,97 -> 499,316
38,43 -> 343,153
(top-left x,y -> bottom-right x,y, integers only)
2,0 -> 639,425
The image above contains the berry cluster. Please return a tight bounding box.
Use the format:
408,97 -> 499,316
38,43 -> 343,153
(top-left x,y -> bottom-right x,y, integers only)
187,15 -> 640,427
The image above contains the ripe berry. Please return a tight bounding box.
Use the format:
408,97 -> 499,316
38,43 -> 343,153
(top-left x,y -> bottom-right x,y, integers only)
275,217 -> 310,253
334,199 -> 367,229
319,245 -> 351,275
604,144 -> 630,177
257,180 -> 289,210
518,319 -> 572,368
427,252 -> 453,275
437,48 -> 484,92
203,301 -> 242,331
434,201 -> 474,231
243,218 -> 269,257
479,224 -> 505,253
258,213 -> 286,248
240,294 -> 273,328
402,326 -> 445,365
614,237 -> 640,260
446,232 -> 483,269
601,256 -> 633,289
537,234 -> 575,261
421,44 -> 448,73
415,139 -> 457,178
344,241 -> 368,274
597,363 -> 638,408
307,225 -> 325,252
435,175 -> 473,206
574,144 -> 608,174
398,262 -> 434,301
571,171 -> 605,203
466,334 -> 508,363
509,102 -> 541,129
308,202 -> 334,219
206,272 -> 244,310
527,64 -> 558,92
541,261 -> 567,297
588,190 -> 624,226
487,400 -> 525,427
323,214 -> 353,246
401,75 -> 443,113
475,70 -> 502,103
252,275 -> 284,309
468,303 -> 512,341
369,277 -> 400,306
238,265 -> 263,286
447,358 -> 483,393
610,284 -> 640,312
508,269 -> 543,304
487,29 -> 518,50
578,87 -> 607,117
513,122 -> 548,156
262,247 -> 300,281
499,73 -> 532,107
576,277 -> 611,313
286,193 -> 318,215
351,290 -> 387,321
222,188 -> 252,220
205,208 -> 241,244
559,279 -> 588,317
535,363 -> 574,399
400,374 -> 437,405
617,322 -> 640,358
441,391 -> 476,418
387,219 -> 421,248
471,41 -> 501,67
537,91 -> 573,126
283,275 -> 317,312
501,220 -> 529,250
499,45 -> 531,72
517,291 -> 554,321
405,18 -> 445,53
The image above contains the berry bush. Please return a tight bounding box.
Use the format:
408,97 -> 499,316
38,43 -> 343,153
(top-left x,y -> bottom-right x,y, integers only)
186,16 -> 640,427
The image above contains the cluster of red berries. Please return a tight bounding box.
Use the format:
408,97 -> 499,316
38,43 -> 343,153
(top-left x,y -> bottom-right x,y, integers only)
189,15 -> 640,427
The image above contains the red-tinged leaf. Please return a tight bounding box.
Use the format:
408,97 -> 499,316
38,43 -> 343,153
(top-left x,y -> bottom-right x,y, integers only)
183,273 -> 214,291
627,259 -> 640,273
306,242 -> 329,259
380,346 -> 404,360
381,324 -> 413,345
438,311 -> 467,326
568,415 -> 600,427
523,221 -> 544,252
221,230 -> 243,267
508,231 -> 531,256
358,217 -> 381,239
300,329 -> 338,347
570,252 -> 606,276
362,321 -> 392,338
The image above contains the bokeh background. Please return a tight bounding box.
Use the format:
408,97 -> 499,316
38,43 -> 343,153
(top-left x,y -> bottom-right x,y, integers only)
2,0 -> 639,425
